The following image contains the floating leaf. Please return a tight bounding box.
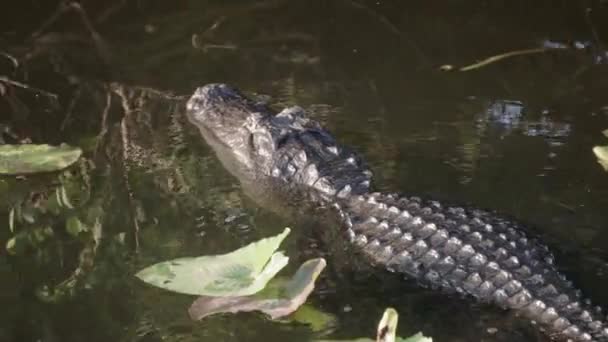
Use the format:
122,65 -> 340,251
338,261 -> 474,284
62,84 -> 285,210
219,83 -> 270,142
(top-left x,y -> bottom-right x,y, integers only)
8,207 -> 15,233
593,145 -> 608,171
136,228 -> 291,296
377,308 -> 399,342
0,144 -> 82,175
289,304 -> 337,333
188,258 -> 326,320
5,236 -> 18,254
317,307 -> 432,342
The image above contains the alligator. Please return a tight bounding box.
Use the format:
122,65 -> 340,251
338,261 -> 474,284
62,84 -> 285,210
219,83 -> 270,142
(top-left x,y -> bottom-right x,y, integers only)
185,83 -> 608,342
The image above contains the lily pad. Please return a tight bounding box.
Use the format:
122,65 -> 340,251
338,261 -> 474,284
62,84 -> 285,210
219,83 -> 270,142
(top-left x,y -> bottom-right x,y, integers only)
136,228 -> 291,296
0,144 -> 82,175
318,307 -> 432,342
188,257 -> 326,320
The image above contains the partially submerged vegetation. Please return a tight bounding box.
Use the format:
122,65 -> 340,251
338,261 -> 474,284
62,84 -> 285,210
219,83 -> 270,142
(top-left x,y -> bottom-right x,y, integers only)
136,228 -> 293,297
593,130 -> 608,171
318,308 -> 431,342
137,228 -> 329,322
136,229 -> 431,341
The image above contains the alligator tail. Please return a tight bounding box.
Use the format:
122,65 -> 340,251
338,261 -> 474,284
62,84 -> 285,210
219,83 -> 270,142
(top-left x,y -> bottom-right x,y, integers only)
335,191 -> 608,341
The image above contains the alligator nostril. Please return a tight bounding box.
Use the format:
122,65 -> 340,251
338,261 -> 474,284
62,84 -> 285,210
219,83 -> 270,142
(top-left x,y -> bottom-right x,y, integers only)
186,100 -> 199,111
187,91 -> 205,111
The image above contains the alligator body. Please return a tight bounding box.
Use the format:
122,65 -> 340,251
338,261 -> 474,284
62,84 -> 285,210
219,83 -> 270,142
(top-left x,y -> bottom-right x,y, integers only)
186,83 -> 608,341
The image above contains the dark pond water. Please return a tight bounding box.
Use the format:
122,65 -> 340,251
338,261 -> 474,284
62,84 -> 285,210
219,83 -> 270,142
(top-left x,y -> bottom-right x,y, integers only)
1,1 -> 608,341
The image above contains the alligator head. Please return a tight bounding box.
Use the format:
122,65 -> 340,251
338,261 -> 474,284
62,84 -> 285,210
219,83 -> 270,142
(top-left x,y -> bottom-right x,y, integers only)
186,83 -> 372,198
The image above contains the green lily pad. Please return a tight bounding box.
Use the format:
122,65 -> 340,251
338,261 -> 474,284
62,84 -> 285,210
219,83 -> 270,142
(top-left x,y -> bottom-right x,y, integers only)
0,144 -> 82,175
188,258 -> 327,320
317,307 -> 432,342
136,228 -> 291,296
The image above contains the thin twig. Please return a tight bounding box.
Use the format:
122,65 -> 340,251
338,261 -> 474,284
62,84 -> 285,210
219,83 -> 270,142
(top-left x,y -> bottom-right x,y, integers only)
3,92 -> 31,123
60,85 -> 83,131
114,85 -> 141,252
94,86 -> 113,156
68,2 -> 112,63
202,16 -> 227,36
30,1 -> 72,40
584,7 -> 604,50
110,82 -> 188,100
456,48 -> 550,72
195,43 -> 239,52
192,16 -> 232,51
96,0 -> 129,23
0,76 -> 58,100
38,218 -> 103,303
30,1 -> 111,64
0,52 -> 19,70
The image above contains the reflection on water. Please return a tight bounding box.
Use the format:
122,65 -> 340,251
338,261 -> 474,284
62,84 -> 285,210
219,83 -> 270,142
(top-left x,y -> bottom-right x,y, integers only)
480,100 -> 525,129
478,99 -> 572,141
1,1 -> 608,342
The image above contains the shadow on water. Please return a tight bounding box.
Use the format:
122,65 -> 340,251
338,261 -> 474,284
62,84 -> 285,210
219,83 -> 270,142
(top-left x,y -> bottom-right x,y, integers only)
1,1 -> 608,341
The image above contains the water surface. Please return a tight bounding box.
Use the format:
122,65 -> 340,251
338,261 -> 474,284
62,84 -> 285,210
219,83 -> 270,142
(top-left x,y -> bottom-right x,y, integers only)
1,1 -> 608,341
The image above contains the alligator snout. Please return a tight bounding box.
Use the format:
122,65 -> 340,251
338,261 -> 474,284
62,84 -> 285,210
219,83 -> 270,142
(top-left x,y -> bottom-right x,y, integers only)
187,83 -> 243,113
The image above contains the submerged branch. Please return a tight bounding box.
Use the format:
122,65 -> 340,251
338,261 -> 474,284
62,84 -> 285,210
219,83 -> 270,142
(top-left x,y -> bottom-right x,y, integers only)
0,76 -> 58,100
0,52 -> 20,71
59,85 -> 84,132
113,85 -> 141,252
584,7 -> 605,51
37,219 -> 103,303
94,86 -> 113,156
96,0 -> 129,24
110,83 -> 188,101
30,1 -> 73,40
